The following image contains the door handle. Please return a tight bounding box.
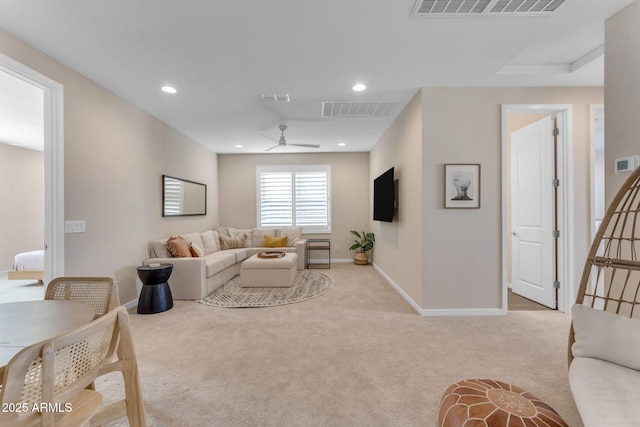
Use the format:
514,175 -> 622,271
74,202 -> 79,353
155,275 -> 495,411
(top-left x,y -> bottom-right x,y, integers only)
512,231 -> 519,237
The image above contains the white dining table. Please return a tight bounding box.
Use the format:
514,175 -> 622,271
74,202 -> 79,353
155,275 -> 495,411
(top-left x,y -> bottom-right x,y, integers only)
0,300 -> 96,369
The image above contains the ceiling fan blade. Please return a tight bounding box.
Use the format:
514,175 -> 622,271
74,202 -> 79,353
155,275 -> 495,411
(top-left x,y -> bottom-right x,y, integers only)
259,133 -> 279,143
265,144 -> 280,152
289,143 -> 320,148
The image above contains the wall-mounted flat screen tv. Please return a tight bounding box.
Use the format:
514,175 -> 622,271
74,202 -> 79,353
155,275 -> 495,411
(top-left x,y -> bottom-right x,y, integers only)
373,167 -> 395,222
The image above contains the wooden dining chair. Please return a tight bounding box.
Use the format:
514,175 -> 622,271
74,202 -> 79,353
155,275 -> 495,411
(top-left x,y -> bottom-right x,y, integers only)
45,277 -> 120,318
45,277 -> 146,426
0,307 -> 125,427
90,307 -> 147,427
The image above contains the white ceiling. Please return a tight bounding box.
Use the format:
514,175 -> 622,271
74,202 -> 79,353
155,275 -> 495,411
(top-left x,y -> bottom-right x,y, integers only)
0,0 -> 633,153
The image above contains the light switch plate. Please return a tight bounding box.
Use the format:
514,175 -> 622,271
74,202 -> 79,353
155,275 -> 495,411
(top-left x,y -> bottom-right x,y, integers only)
65,220 -> 86,233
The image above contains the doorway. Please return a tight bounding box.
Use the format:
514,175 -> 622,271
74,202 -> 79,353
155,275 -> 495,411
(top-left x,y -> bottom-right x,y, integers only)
501,104 -> 574,314
590,105 -> 605,243
0,53 -> 64,284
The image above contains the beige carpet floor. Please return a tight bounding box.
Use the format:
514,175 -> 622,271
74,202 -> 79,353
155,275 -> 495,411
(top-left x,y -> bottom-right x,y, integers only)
99,263 -> 582,427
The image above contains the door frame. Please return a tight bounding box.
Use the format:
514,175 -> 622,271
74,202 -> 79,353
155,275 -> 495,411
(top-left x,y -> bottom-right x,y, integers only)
589,104 -> 605,243
0,53 -> 64,283
501,104 -> 574,314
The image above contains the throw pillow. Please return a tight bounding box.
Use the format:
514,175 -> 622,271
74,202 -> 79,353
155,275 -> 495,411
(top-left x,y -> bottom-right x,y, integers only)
280,226 -> 302,246
252,228 -> 277,247
201,230 -> 219,254
217,226 -> 230,237
219,234 -> 245,250
571,304 -> 640,370
263,235 -> 287,248
166,236 -> 191,258
228,227 -> 253,248
189,242 -> 203,257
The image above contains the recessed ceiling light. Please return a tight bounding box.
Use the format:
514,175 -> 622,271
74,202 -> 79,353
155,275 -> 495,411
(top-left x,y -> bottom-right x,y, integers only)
235,144 -> 243,148
352,83 -> 366,92
338,142 -> 346,147
161,86 -> 177,94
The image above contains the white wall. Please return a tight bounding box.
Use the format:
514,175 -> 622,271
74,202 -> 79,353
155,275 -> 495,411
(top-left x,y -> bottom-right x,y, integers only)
218,152 -> 370,261
0,143 -> 44,270
370,87 -> 602,313
370,91 -> 424,306
605,0 -> 640,205
0,27 -> 219,303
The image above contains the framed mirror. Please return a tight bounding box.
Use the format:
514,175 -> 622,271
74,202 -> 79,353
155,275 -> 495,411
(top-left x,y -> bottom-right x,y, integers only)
162,175 -> 207,217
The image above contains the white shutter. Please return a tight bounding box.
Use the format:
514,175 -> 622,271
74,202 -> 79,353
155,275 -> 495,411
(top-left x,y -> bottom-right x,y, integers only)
259,171 -> 293,227
257,165 -> 331,233
295,171 -> 328,232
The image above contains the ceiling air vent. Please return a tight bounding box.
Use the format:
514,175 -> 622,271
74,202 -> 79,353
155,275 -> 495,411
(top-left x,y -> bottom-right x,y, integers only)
410,0 -> 567,17
260,93 -> 290,102
321,101 -> 398,118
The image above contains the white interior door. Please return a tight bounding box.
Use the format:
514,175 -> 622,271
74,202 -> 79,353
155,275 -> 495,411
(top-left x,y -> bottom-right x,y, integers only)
510,115 -> 556,309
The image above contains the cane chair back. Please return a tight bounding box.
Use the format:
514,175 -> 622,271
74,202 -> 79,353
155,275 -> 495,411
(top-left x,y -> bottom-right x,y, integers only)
90,306 -> 147,427
569,166 -> 640,365
0,307 -> 125,426
45,277 -> 120,318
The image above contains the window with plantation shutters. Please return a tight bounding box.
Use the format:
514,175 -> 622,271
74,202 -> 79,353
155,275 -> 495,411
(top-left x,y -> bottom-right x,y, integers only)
257,165 -> 331,233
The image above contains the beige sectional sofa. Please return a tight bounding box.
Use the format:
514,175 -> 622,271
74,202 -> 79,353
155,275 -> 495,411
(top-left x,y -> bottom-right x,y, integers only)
143,227 -> 307,300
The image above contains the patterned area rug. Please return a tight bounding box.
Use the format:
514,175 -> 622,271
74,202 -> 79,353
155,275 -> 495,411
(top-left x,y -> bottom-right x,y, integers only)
198,270 -> 332,308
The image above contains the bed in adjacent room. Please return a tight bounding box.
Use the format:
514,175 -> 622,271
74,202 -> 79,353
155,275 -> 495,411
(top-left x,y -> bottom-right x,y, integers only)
8,249 -> 44,283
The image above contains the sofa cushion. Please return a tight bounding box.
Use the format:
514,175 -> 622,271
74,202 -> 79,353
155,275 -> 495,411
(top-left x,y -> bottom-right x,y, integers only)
150,238 -> 170,258
571,304 -> 640,370
167,236 -> 191,258
228,227 -> 252,248
280,226 -> 303,246
205,256 -> 227,277
263,235 -> 287,248
219,234 -> 245,250
252,228 -> 277,247
179,232 -> 204,250
569,357 -> 640,426
201,230 -> 219,254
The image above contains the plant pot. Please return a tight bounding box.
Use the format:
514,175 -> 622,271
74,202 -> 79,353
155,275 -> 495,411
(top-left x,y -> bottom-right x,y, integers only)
353,252 -> 369,265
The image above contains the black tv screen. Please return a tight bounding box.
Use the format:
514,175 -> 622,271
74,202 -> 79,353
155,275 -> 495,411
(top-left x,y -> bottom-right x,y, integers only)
373,167 -> 394,222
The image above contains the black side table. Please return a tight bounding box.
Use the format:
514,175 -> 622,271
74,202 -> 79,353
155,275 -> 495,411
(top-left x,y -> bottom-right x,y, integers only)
137,263 -> 174,314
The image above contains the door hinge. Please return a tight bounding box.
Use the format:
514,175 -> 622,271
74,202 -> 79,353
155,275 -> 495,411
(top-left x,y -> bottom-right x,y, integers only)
553,280 -> 560,289
553,230 -> 560,238
552,179 -> 560,187
552,128 -> 560,137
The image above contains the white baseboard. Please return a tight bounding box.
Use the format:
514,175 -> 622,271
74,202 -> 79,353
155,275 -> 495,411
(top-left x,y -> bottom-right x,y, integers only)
372,263 -> 505,317
371,263 -> 424,315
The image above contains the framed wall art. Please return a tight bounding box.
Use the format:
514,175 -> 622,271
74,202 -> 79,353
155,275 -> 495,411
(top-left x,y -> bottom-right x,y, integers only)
444,164 -> 480,209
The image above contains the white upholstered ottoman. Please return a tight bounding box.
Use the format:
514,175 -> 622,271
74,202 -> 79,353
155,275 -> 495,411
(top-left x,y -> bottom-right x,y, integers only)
240,253 -> 298,287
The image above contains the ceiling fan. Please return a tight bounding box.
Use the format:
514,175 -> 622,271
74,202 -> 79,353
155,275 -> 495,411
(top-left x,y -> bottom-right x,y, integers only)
260,125 -> 320,151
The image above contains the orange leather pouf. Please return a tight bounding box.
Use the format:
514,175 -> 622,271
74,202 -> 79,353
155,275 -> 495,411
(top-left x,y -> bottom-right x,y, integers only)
438,379 -> 568,427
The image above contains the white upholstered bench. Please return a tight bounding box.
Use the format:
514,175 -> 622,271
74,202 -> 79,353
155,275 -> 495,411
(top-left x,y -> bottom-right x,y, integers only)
240,253 -> 298,287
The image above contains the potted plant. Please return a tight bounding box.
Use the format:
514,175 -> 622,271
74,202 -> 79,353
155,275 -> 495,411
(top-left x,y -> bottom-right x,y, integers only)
349,230 -> 375,265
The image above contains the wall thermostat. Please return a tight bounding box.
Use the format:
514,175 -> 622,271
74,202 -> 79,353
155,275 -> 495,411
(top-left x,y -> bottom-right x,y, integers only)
615,155 -> 639,174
